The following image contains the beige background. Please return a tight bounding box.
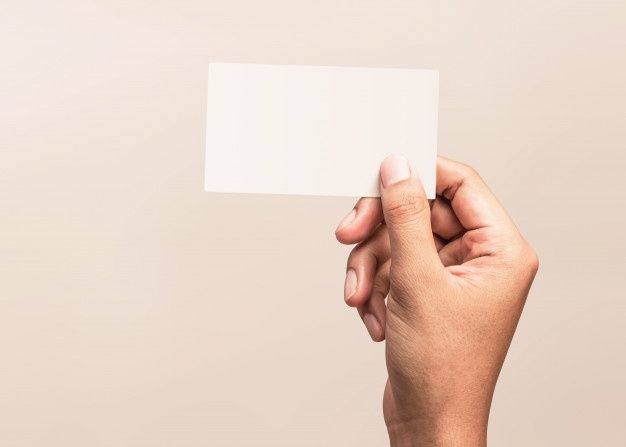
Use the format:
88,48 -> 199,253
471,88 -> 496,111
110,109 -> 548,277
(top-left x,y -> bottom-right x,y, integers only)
1,1 -> 625,445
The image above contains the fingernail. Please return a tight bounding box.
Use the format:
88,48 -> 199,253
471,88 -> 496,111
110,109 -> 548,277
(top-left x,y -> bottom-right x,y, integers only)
363,313 -> 382,341
336,209 -> 357,233
344,269 -> 357,302
380,154 -> 411,188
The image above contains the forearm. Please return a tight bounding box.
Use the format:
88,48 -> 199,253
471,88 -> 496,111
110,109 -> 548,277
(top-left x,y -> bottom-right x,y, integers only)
387,406 -> 489,447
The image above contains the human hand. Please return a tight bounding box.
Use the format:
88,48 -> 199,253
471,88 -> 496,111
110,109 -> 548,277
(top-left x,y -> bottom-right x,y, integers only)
335,155 -> 538,446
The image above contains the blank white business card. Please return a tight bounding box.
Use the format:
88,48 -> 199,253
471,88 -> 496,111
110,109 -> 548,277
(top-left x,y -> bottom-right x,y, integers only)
205,63 -> 438,198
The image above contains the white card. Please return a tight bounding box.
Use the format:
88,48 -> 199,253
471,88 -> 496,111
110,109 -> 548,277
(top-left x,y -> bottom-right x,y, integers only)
205,63 -> 438,198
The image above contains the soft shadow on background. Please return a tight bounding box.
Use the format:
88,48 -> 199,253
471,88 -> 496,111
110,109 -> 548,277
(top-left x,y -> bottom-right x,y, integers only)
1,1 -> 625,446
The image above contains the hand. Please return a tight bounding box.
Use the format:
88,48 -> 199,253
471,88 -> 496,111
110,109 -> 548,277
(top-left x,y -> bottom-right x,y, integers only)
335,155 -> 538,446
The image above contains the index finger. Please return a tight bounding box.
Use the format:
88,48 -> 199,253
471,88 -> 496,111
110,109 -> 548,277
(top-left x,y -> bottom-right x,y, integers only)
335,197 -> 383,245
436,156 -> 513,231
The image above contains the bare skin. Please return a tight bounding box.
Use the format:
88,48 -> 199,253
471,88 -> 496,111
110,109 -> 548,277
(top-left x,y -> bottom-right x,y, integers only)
335,155 -> 538,446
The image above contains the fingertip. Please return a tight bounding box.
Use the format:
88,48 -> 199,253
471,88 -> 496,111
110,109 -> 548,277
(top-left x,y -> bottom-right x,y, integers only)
362,312 -> 384,342
335,208 -> 356,233
344,277 -> 371,308
343,260 -> 373,308
343,268 -> 358,306
380,154 -> 412,189
334,198 -> 383,245
379,155 -> 429,212
335,228 -> 358,245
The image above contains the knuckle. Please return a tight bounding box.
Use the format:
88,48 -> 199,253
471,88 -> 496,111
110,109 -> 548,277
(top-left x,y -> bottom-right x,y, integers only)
460,228 -> 495,259
526,247 -> 540,274
505,239 -> 540,276
385,191 -> 429,224
347,239 -> 380,269
442,163 -> 484,200
457,163 -> 486,189
462,229 -> 487,248
458,162 -> 481,180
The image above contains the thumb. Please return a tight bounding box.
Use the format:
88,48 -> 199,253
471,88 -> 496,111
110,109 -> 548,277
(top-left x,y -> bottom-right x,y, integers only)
379,154 -> 442,284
